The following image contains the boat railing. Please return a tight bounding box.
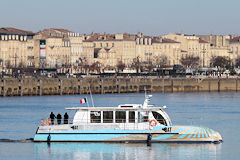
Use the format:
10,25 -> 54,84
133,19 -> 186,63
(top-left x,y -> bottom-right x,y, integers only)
41,118 -> 74,126
41,118 -> 169,131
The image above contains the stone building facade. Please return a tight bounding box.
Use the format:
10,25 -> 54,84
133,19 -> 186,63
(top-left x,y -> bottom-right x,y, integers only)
0,27 -> 239,74
0,27 -> 39,73
83,32 -> 182,71
197,35 -> 230,47
163,33 -> 231,67
229,36 -> 240,66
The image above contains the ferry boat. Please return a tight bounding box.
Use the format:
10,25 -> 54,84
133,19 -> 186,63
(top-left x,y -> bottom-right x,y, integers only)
34,95 -> 223,143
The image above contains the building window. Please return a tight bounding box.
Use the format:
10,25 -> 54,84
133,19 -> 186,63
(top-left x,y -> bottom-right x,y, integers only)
106,43 -> 108,47
112,43 -> 114,47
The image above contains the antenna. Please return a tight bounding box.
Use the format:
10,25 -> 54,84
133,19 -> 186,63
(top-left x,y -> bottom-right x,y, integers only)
144,86 -> 147,98
143,86 -> 152,108
88,83 -> 95,107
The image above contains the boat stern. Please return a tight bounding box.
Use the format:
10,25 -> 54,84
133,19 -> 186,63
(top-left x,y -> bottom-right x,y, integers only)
152,125 -> 223,143
170,126 -> 223,143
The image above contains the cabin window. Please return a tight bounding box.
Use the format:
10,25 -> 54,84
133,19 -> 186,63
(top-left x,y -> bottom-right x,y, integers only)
116,111 -> 126,123
138,112 -> 148,122
120,106 -> 133,108
152,111 -> 167,125
103,111 -> 113,123
143,116 -> 149,122
129,111 -> 135,123
90,111 -> 101,123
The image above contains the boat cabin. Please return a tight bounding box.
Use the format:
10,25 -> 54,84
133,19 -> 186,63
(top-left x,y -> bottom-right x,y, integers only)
65,104 -> 172,127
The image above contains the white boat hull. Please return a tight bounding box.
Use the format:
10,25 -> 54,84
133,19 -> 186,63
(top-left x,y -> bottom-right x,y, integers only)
34,125 -> 222,143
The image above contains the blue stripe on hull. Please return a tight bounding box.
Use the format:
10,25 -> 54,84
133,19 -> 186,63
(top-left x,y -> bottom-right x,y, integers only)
187,128 -> 197,139
34,133 -> 130,141
203,129 -> 208,138
178,127 -> 195,139
193,128 -> 199,138
58,129 -> 144,134
206,129 -> 212,137
198,129 -> 202,138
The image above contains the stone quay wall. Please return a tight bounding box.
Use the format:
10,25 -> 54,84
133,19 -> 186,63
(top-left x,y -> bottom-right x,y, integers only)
0,77 -> 239,97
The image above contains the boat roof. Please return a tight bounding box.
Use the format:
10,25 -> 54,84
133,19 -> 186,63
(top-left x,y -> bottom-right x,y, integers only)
65,107 -> 164,111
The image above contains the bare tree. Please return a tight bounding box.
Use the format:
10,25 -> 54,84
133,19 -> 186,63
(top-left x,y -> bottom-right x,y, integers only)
180,55 -> 200,69
83,63 -> 89,73
210,56 -> 231,70
235,57 -> 240,68
116,61 -> 125,72
146,60 -> 154,73
89,61 -> 101,73
18,61 -> 24,68
5,60 -> 11,69
155,55 -> 168,68
132,57 -> 140,73
78,57 -> 90,73
141,60 -> 154,73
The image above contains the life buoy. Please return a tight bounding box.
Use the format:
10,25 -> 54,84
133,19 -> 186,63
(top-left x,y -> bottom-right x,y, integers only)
149,120 -> 157,127
48,119 -> 51,125
42,120 -> 45,126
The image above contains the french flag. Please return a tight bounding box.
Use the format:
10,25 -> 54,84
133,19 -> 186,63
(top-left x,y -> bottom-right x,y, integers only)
80,98 -> 87,104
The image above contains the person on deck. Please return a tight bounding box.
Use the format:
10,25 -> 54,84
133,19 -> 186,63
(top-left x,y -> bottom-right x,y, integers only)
57,112 -> 62,125
49,112 -> 56,125
64,112 -> 69,124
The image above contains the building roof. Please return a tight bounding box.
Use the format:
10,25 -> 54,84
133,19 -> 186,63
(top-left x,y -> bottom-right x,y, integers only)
175,33 -> 196,37
230,36 -> 240,43
49,28 -> 73,33
37,28 -> 72,39
161,38 -> 179,43
199,39 -> 209,43
0,27 -> 34,35
84,33 -> 136,42
86,34 -> 115,41
150,37 -> 179,43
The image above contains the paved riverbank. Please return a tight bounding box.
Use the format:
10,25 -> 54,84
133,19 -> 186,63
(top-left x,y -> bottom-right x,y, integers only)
0,77 -> 239,96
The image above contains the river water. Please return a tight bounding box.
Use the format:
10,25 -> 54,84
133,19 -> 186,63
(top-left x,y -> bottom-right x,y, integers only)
0,92 -> 239,160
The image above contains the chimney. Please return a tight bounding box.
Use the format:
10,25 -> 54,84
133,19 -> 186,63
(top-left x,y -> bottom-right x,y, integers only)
115,34 -> 123,40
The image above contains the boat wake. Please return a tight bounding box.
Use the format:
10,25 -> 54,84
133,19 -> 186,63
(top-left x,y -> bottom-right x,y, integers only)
0,138 -> 33,143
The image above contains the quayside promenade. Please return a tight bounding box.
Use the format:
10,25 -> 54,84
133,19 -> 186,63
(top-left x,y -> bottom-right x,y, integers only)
0,77 -> 239,97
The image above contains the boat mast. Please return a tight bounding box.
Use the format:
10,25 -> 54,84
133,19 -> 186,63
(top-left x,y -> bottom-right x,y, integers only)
143,86 -> 152,108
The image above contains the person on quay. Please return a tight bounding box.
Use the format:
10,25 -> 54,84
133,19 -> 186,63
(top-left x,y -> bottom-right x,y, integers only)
49,112 -> 56,125
57,112 -> 62,125
64,112 -> 69,124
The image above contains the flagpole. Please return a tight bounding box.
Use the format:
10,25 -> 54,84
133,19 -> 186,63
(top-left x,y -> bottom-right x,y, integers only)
86,97 -> 90,107
88,83 -> 95,107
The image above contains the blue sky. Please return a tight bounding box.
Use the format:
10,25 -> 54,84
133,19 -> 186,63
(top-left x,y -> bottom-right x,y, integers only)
1,0 -> 239,35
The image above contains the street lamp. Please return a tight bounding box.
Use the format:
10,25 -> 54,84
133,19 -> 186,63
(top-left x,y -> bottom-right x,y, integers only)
98,63 -> 101,74
156,64 -> 160,77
